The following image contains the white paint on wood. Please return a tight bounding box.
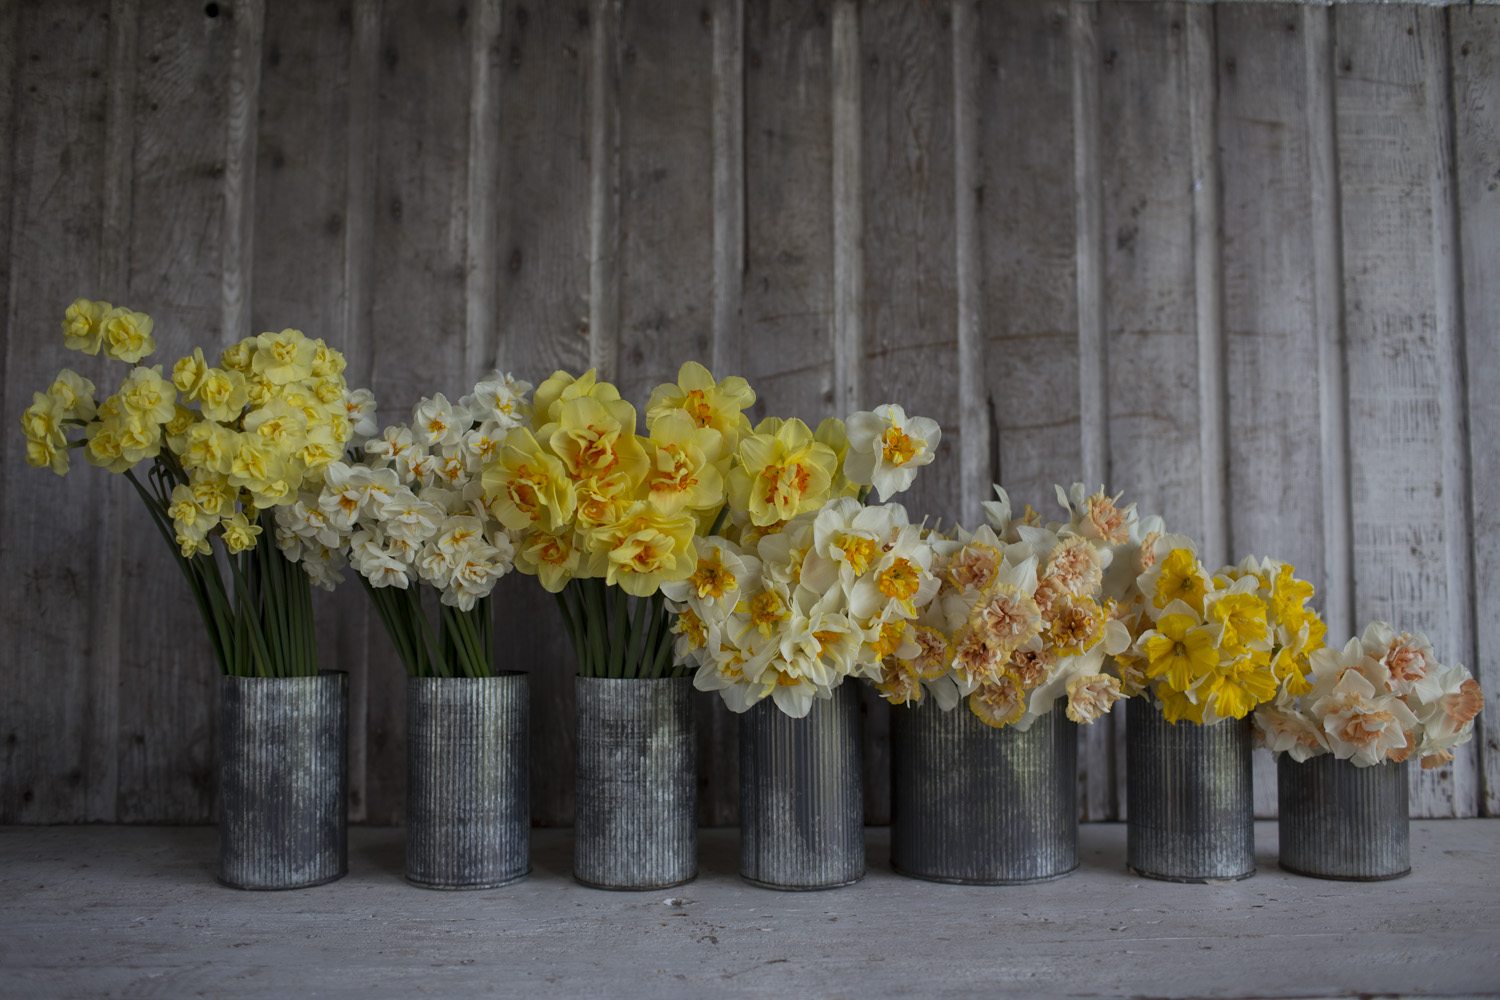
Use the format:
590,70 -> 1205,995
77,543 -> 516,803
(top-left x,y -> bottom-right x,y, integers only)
463,0 -> 502,379
1187,4 -> 1229,571
1303,3 -> 1355,644
1422,6 -> 1478,817
1450,4 -> 1500,817
1070,0 -> 1108,493
951,0 -> 987,530
3,824 -> 1498,998
587,0 -> 620,379
221,0 -> 262,347
711,0 -> 745,377
831,0 -> 863,416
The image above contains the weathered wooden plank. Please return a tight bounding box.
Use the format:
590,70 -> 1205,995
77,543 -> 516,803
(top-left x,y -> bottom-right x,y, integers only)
712,0 -> 744,378
587,0 -> 620,380
832,0 -> 861,420
1334,4 -> 1472,817
857,0 -> 959,826
1304,3 -> 1355,646
0,0 -> 117,824
1450,3 -> 1500,818
487,0 -> 594,828
951,0 -> 986,532
1067,0 -> 1122,820
1097,1 -> 1204,543
110,0 -> 235,823
741,0 -> 836,428
251,0 -> 368,820
613,0 -> 714,405
365,0 -> 476,823
1215,2 -> 1325,819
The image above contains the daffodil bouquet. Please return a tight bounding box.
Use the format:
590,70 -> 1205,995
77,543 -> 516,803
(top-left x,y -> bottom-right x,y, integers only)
1254,621 -> 1483,769
874,484 -> 1141,730
20,300 -> 362,677
662,403 -> 946,716
1117,542 -> 1328,725
275,373 -> 530,678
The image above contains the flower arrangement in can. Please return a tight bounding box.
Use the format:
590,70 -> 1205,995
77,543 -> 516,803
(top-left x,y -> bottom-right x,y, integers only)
1117,537 -> 1328,725
661,400 -> 945,715
873,483 -> 1139,731
1254,621 -> 1483,769
20,298 -> 362,677
274,373 -> 529,678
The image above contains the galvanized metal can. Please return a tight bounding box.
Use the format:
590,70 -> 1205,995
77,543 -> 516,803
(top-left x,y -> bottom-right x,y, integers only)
892,699 -> 1078,884
405,674 -> 531,890
739,683 -> 864,890
1278,754 -> 1409,881
216,672 -> 348,890
1126,698 -> 1254,882
573,676 -> 697,890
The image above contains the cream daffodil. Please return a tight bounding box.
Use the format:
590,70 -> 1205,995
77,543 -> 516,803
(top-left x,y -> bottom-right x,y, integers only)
843,403 -> 940,501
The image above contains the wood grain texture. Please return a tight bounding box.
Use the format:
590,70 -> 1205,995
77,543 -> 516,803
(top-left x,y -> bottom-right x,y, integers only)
3,0 -> 1499,823
0,0 -> 117,824
487,0 -> 593,827
365,0 -> 477,823
1334,4 -> 1474,817
113,0 -> 234,823
1450,3 -> 1500,818
1215,3 -> 1326,819
251,0 -> 366,819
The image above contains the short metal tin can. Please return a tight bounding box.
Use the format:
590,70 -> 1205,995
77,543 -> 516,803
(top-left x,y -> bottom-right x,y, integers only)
893,699 -> 1078,884
573,676 -> 697,890
1278,753 -> 1409,881
216,672 -> 348,890
739,683 -> 864,890
1126,698 -> 1254,882
405,674 -> 531,889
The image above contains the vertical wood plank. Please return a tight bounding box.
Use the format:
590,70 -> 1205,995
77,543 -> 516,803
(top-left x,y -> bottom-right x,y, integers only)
1335,4 -> 1473,817
831,0 -> 862,418
0,0 -> 116,823
858,0 -> 960,825
1068,0 -> 1120,820
489,0 -> 593,828
367,0 -> 475,823
1450,3 -> 1500,817
1216,3 -> 1325,819
221,0 -> 261,347
712,0 -> 744,378
464,0 -> 501,380
1097,1 -> 1203,543
951,0 -> 986,532
587,0 -> 620,379
1304,4 -> 1355,648
251,0 -> 364,819
112,0 -> 237,823
614,0 -> 714,404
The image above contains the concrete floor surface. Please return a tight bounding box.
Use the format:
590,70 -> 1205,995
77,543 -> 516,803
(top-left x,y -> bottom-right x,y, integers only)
1,821 -> 1497,999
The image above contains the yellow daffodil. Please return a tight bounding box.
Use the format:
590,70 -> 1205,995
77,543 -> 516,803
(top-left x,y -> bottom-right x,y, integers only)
46,369 -> 96,421
117,366 -> 177,425
543,394 -> 649,487
645,361 -> 755,448
1203,649 -> 1278,719
1153,547 -> 1208,612
220,511 -> 263,554
644,410 -> 726,515
62,298 -> 110,355
1209,591 -> 1269,652
100,307 -> 155,363
482,428 -> 577,532
180,420 -> 238,475
595,502 -> 697,597
726,417 -> 836,526
532,368 -> 622,429
220,338 -> 254,373
251,329 -> 317,385
1158,686 -> 1208,724
1140,611 -> 1220,693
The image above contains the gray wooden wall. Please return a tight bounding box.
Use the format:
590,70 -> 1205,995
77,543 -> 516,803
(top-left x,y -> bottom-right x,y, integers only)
1,0 -> 1496,825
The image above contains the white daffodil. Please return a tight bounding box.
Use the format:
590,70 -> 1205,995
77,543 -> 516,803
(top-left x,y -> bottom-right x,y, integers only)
412,392 -> 468,449
1253,702 -> 1328,762
377,488 -> 444,545
461,371 -> 532,430
343,387 -> 379,443
843,404 -> 941,501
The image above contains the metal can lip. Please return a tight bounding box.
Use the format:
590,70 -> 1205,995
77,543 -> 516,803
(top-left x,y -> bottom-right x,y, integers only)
739,872 -> 865,892
575,675 -> 691,685
1127,865 -> 1255,884
215,869 -> 347,892
573,870 -> 699,892
406,868 -> 533,891
892,862 -> 1080,887
1276,861 -> 1409,883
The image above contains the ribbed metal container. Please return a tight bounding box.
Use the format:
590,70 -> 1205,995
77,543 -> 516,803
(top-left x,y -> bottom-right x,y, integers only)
573,676 -> 697,890
216,672 -> 348,891
1278,754 -> 1410,881
405,674 -> 531,890
892,699 -> 1078,884
1126,698 -> 1254,882
739,683 -> 864,890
